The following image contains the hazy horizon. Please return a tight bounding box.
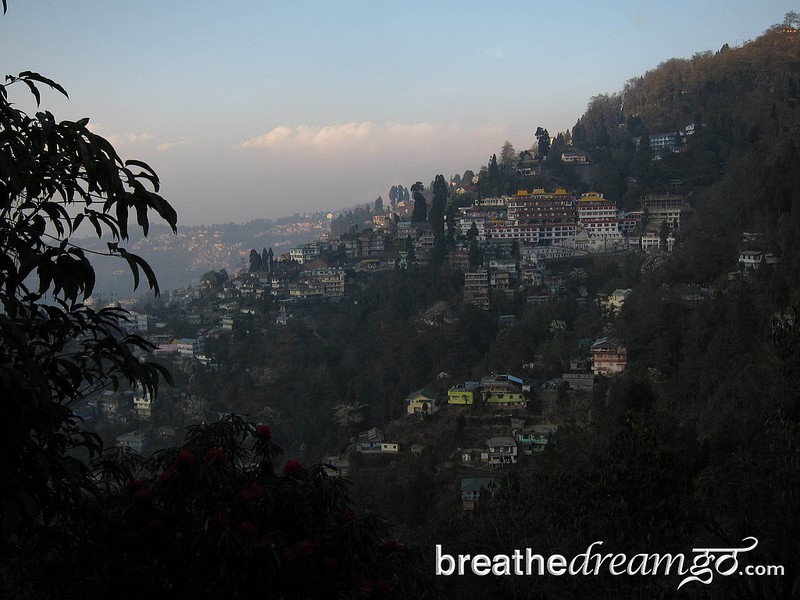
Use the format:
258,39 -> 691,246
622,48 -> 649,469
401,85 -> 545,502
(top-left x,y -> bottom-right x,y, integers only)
2,1 -> 795,226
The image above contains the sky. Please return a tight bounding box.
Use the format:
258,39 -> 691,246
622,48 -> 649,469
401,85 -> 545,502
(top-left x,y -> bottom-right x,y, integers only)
1,1 -> 796,226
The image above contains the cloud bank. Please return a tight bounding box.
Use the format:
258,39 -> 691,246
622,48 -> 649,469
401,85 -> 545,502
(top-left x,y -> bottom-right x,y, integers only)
236,121 -> 453,157
236,120 -> 509,168
157,140 -> 192,152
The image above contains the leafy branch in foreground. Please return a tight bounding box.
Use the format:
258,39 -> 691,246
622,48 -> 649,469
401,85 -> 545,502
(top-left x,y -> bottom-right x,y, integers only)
0,69 -> 177,591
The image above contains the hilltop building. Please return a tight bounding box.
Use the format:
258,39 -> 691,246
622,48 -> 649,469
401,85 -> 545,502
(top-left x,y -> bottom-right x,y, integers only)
481,436 -> 518,467
576,192 -> 622,238
448,381 -> 480,405
479,374 -> 527,409
641,194 -> 692,232
591,338 -> 628,376
461,478 -> 499,511
485,188 -> 577,245
405,389 -> 440,415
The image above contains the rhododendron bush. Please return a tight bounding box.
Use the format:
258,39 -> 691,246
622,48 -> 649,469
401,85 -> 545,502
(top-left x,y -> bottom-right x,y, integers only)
81,416 -> 434,599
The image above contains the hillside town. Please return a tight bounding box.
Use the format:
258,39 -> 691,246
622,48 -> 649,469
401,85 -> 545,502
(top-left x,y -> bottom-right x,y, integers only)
82,175 -> 779,468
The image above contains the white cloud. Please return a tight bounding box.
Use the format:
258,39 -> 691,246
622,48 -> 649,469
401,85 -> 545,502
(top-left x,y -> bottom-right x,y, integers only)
235,121 -> 506,162
237,121 -> 379,151
156,139 -> 192,152
105,132 -> 155,145
84,123 -> 156,150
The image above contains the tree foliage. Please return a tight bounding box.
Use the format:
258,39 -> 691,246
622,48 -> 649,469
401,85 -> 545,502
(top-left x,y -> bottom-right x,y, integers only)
0,66 -> 178,560
535,126 -> 550,159
429,174 -> 448,254
77,417 -> 430,600
410,181 -> 427,223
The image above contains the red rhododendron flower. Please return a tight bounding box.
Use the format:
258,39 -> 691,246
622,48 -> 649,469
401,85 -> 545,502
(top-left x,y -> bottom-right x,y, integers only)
283,459 -> 302,478
203,447 -> 226,467
235,521 -> 258,540
356,580 -> 374,598
234,482 -> 263,505
254,425 -> 272,440
145,519 -> 166,538
209,514 -> 229,529
284,540 -> 314,560
175,450 -> 196,472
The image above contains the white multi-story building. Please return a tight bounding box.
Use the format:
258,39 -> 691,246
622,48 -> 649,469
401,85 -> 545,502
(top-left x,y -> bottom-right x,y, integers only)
640,232 -> 675,253
125,311 -> 150,333
133,388 -> 155,420
481,437 -> 518,467
464,268 -> 490,310
486,188 -> 578,244
576,192 -> 622,238
175,337 -> 204,357
311,267 -> 346,297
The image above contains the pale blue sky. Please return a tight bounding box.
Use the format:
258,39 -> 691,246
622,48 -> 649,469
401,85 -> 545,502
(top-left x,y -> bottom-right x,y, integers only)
1,1 -> 795,225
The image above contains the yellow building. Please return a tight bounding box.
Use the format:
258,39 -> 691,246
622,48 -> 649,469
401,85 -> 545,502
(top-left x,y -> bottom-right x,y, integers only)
405,389 -> 439,415
448,382 -> 479,405
480,374 -> 527,409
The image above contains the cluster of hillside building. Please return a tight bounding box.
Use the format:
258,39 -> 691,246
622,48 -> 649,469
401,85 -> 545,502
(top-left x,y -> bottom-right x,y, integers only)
270,189 -> 692,309
406,339 -> 628,418
108,189 -> 697,316
94,186 -> 773,462
307,189 -> 692,264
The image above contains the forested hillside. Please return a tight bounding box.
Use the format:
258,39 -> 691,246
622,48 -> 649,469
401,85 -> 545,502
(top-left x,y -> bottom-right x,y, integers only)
425,23 -> 800,599
134,23 -> 800,600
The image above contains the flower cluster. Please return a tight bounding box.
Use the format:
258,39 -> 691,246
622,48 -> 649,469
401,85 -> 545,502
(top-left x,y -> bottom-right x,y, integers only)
283,458 -> 303,478
254,424 -> 272,441
91,417 -> 429,599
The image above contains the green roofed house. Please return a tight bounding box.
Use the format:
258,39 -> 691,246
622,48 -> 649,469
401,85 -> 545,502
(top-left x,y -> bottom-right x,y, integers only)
461,477 -> 499,510
405,389 -> 440,415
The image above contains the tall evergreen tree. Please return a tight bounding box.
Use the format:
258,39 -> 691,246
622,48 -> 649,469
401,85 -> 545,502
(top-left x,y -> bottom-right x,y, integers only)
446,202 -> 457,246
249,249 -> 262,272
500,140 -> 516,171
410,181 -> 427,223
488,154 -> 500,191
535,126 -> 551,159
429,174 -> 448,250
261,248 -> 269,271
